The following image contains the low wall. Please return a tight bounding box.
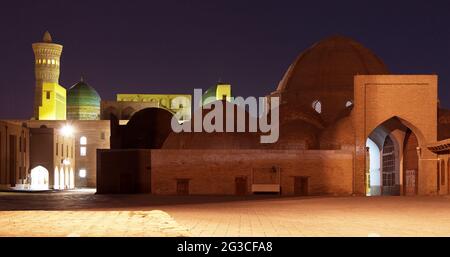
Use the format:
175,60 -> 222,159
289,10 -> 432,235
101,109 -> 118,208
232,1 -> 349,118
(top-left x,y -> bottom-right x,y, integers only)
151,149 -> 354,196
97,149 -> 151,194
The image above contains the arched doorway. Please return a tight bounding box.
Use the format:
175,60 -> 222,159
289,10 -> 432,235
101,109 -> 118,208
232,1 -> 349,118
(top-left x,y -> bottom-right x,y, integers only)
366,117 -> 421,196
30,166 -> 49,190
403,129 -> 418,196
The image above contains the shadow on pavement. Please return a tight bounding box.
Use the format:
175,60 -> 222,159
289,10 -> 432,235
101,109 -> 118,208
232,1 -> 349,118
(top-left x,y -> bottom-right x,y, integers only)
0,189 -> 326,211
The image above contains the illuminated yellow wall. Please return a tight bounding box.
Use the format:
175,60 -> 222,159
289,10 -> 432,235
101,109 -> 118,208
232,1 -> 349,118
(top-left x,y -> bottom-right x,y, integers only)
116,94 -> 192,121
201,83 -> 233,106
33,31 -> 65,120
216,84 -> 232,101
38,82 -> 67,120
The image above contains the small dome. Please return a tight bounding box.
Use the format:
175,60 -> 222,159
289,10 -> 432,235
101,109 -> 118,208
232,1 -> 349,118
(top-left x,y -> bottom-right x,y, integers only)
202,85 -> 218,105
67,78 -> 101,120
202,82 -> 232,106
119,108 -> 174,149
68,79 -> 100,106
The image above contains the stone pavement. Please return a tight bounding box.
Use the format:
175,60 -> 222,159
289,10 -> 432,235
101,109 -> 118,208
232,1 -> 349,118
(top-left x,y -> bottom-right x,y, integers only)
1,190 -> 450,236
0,210 -> 190,237
162,196 -> 450,236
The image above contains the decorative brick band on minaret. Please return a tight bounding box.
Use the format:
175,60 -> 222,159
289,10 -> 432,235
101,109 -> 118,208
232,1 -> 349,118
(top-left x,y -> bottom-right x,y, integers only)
32,31 -> 63,119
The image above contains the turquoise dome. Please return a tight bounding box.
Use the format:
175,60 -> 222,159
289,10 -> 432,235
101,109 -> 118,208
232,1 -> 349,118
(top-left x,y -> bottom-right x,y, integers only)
202,82 -> 231,106
202,85 -> 218,106
67,78 -> 101,120
67,79 -> 100,107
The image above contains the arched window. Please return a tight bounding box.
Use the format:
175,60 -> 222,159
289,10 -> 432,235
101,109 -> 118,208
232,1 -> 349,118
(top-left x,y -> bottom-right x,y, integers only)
312,100 -> 322,114
79,169 -> 86,178
80,136 -> 87,145
80,147 -> 86,156
345,100 -> 353,107
382,136 -> 396,193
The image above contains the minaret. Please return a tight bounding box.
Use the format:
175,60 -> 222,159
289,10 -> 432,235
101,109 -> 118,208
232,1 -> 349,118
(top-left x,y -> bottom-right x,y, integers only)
32,31 -> 66,120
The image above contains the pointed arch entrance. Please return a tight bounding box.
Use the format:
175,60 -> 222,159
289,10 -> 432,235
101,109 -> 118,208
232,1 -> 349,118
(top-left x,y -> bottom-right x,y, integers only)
365,117 -> 420,196
353,74 -> 437,196
30,165 -> 49,190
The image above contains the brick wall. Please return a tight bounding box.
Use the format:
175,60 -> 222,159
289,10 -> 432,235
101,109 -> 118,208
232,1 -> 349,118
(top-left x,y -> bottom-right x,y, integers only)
151,149 -> 353,196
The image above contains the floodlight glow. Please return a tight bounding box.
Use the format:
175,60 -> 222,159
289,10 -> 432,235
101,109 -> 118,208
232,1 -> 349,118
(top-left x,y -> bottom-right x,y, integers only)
60,124 -> 74,136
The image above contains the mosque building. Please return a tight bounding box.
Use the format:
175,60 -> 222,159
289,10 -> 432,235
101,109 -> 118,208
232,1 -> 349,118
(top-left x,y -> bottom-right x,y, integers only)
98,35 -> 450,197
102,93 -> 192,122
1,32 -> 450,197
1,32 -> 110,189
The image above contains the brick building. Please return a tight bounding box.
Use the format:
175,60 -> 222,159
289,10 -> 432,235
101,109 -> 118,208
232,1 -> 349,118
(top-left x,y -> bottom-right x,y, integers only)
98,35 -> 447,197
2,33 -> 448,196
0,121 -> 29,189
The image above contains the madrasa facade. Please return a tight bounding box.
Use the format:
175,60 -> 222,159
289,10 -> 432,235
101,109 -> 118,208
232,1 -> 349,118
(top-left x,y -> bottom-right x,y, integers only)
1,31 -> 450,197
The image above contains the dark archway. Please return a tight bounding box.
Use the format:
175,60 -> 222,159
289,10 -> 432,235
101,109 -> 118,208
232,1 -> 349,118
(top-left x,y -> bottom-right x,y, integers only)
112,107 -> 174,149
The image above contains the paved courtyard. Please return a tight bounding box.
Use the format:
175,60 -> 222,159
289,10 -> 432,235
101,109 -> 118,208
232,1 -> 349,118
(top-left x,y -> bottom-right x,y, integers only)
1,190 -> 450,236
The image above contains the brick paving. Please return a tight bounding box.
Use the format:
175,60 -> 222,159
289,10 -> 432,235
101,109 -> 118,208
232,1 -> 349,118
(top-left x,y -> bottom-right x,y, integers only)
0,210 -> 190,237
163,196 -> 450,236
1,190 -> 450,236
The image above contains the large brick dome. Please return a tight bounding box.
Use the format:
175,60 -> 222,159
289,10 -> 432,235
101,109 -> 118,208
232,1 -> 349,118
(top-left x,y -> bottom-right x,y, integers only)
274,35 -> 389,125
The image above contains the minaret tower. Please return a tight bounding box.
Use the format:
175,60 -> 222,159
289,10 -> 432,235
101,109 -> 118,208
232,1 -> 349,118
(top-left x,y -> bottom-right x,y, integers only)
32,31 -> 66,120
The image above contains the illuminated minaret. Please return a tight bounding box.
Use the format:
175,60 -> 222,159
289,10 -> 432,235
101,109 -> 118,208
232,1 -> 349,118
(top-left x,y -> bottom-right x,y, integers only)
32,31 -> 66,120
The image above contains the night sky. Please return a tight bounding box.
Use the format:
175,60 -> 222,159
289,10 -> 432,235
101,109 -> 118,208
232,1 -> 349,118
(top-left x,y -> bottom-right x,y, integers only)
0,0 -> 449,119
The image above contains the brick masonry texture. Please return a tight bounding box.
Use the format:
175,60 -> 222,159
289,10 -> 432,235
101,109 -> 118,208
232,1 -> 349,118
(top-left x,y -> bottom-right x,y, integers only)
151,149 -> 354,195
